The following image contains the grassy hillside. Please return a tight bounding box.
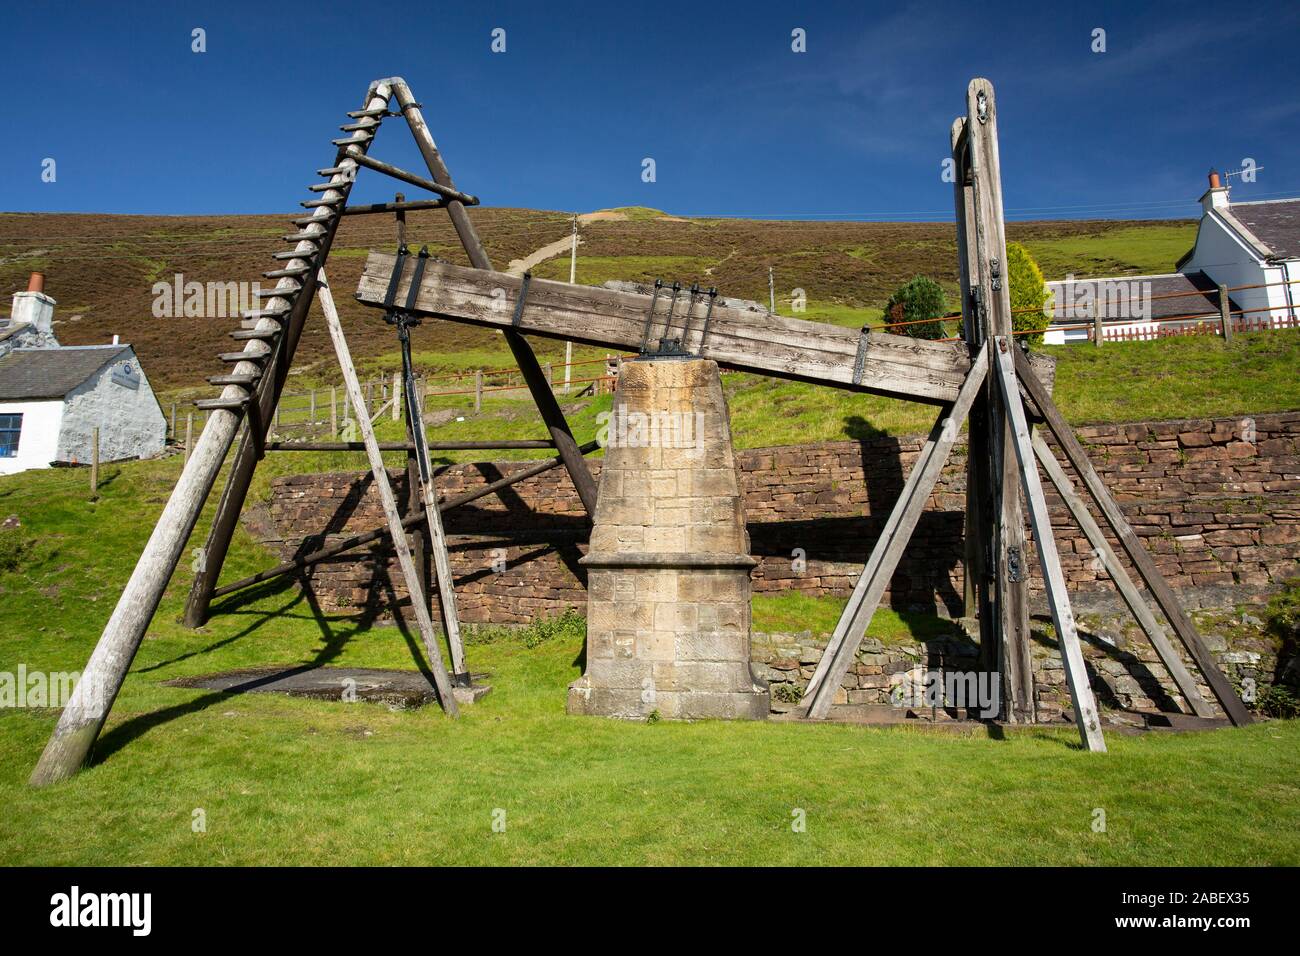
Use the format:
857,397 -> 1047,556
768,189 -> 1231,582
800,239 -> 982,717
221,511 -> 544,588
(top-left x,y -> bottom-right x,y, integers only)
0,210 -> 1196,397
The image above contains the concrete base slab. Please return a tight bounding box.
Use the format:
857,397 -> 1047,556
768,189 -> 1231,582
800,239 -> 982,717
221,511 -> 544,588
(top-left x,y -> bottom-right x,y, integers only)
166,665 -> 491,710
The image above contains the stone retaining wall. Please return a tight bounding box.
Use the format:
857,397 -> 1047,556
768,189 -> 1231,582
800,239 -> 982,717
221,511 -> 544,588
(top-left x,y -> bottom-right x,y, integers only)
260,411 -> 1300,627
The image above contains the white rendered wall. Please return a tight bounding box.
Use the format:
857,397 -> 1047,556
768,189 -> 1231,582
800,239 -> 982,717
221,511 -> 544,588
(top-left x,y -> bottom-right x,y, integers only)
57,349 -> 166,464
0,399 -> 64,474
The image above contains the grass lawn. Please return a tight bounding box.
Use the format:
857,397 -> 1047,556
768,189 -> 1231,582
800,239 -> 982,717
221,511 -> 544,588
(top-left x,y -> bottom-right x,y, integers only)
1,457 -> 1298,866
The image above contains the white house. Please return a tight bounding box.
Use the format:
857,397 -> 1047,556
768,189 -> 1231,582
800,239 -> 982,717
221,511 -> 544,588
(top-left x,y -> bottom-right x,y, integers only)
1043,172 -> 1299,343
0,276 -> 167,475
1177,175 -> 1300,325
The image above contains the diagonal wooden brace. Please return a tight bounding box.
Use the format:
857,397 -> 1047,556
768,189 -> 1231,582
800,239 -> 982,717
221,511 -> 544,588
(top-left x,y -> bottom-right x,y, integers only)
802,344 -> 990,720
1012,347 -> 1252,726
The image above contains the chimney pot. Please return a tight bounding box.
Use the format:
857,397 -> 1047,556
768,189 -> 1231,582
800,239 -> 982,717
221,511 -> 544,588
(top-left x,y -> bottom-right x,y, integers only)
1208,168 -> 1222,189
26,272 -> 44,294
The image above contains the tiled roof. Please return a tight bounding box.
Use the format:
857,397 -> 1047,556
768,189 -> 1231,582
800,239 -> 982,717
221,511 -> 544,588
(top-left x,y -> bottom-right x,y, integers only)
1045,271 -> 1227,322
1231,198 -> 1300,259
0,345 -> 130,400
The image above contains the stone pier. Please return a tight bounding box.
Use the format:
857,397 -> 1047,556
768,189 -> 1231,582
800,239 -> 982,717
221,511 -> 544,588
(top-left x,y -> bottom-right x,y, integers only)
567,358 -> 769,720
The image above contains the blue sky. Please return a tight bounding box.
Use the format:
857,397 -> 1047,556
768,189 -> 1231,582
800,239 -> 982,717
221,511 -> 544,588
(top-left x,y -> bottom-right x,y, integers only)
2,0 -> 1297,220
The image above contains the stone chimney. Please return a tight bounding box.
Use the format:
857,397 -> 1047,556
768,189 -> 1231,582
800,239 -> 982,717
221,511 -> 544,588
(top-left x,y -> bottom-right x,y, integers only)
11,273 -> 56,334
1200,168 -> 1230,215
568,358 -> 769,721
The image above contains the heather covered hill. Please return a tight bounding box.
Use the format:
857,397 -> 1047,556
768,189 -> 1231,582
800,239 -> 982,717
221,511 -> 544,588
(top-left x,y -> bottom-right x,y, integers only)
0,208 -> 1194,393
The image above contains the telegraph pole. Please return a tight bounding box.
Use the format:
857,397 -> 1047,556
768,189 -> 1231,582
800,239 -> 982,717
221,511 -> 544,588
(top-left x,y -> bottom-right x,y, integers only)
566,214 -> 578,392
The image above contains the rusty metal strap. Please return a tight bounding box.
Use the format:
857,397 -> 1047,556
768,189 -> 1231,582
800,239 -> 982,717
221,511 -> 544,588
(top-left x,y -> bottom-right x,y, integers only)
852,326 -> 871,385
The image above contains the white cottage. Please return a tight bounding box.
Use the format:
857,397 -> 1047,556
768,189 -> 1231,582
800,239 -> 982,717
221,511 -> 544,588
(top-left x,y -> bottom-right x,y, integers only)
1043,171 -> 1299,343
0,276 -> 166,475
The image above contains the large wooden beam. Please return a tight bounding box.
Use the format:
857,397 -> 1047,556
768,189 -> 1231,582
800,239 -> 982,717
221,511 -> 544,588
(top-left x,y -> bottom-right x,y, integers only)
387,80 -> 599,517
355,256 -> 973,404
993,339 -> 1105,752
1012,347 -> 1252,727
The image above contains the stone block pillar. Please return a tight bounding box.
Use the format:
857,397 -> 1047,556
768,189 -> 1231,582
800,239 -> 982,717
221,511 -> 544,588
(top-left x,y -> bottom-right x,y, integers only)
568,358 -> 769,720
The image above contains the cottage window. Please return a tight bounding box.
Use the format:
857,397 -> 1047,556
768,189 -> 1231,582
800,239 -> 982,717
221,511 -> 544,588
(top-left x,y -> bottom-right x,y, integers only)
0,413 -> 20,457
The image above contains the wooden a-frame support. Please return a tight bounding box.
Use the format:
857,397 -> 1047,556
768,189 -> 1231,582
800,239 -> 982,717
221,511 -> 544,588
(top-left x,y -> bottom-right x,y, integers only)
800,79 -> 1249,748
182,76 -> 597,631
29,76 -> 596,786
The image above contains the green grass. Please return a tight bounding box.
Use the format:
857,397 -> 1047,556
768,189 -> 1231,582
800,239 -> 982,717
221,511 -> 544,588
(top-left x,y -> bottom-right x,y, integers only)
1043,331 -> 1300,424
530,254 -> 719,287
1,458 -> 1297,865
752,593 -> 963,645
1022,224 -> 1198,279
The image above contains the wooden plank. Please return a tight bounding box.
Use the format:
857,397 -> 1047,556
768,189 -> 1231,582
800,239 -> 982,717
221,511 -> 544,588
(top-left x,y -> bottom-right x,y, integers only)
356,256 -> 973,404
993,338 -> 1105,752
802,344 -> 990,720
1012,346 -> 1252,726
317,267 -> 458,716
1031,433 -> 1215,718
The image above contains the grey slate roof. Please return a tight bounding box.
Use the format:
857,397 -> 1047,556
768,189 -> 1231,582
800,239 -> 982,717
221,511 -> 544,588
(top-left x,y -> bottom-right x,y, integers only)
0,345 -> 130,400
1046,271 -> 1228,322
1231,198 -> 1300,259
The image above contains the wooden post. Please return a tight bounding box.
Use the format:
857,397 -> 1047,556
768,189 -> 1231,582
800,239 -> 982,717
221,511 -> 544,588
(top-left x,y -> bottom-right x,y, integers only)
993,337 -> 1105,751
1218,283 -> 1233,342
169,403 -> 177,440
184,413 -> 193,465
964,78 -> 1034,722
1093,301 -> 1103,346
392,371 -> 402,421
474,369 -> 483,412
309,388 -> 316,424
90,427 -> 99,495
317,268 -> 458,714
330,386 -> 338,437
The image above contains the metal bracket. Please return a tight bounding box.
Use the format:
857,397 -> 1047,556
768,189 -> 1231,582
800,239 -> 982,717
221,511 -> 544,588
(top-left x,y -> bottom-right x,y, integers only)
1007,546 -> 1023,583
639,279 -> 665,353
990,257 -> 1002,292
852,326 -> 871,385
511,272 -> 533,328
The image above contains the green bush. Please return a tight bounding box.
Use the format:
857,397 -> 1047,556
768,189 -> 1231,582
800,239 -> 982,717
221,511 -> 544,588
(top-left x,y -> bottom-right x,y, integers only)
1257,685 -> 1300,720
881,275 -> 947,340
464,608 -> 586,648
1006,241 -> 1051,347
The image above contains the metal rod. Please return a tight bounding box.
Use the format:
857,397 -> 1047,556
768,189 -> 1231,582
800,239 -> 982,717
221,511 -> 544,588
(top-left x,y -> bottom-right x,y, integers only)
340,199 -> 450,216
264,440 -> 557,452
